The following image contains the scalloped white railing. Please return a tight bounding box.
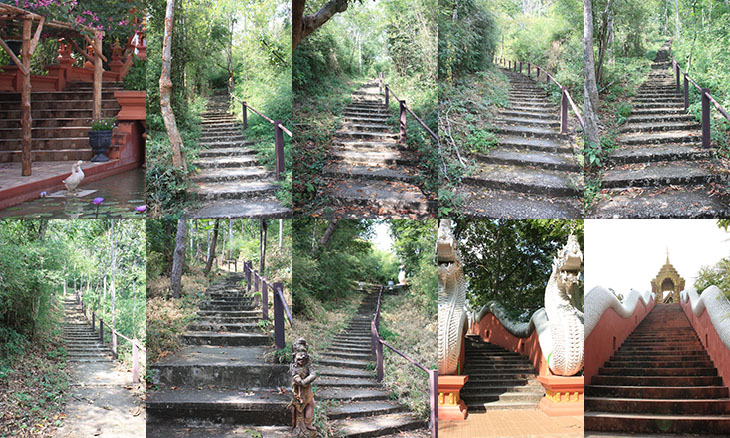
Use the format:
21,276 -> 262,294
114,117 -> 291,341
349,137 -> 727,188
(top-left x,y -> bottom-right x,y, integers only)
585,287 -> 654,338
681,286 -> 730,351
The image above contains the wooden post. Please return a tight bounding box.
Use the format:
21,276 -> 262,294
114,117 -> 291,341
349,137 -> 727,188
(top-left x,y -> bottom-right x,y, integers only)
701,89 -> 711,148
112,331 -> 118,360
93,33 -> 103,121
99,318 -> 104,344
132,342 -> 139,382
20,18 -> 32,176
242,102 -> 247,130
273,282 -> 285,351
528,62 -> 531,78
274,122 -> 284,180
429,370 -> 438,437
519,61 -> 522,73
675,62 -> 680,92
254,270 -> 260,307
385,85 -> 389,107
399,100 -> 406,144
683,74 -> 689,110
92,312 -> 96,329
262,279 -> 269,320
246,261 -> 252,291
560,87 -> 569,134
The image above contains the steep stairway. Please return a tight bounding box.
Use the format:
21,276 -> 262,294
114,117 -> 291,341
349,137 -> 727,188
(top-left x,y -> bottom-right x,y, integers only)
595,40 -> 729,217
59,296 -> 145,437
146,274 -> 290,437
319,80 -> 435,218
190,92 -> 290,218
458,70 -> 583,218
585,303 -> 730,434
317,288 -> 428,437
460,334 -> 544,411
0,82 -> 122,163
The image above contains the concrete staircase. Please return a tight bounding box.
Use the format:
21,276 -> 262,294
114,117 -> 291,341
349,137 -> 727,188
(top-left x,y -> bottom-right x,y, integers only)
146,274 -> 290,437
190,92 -> 290,218
0,82 -> 122,163
317,288 -> 427,437
63,296 -> 113,363
319,80 -> 435,217
585,303 -> 730,434
595,40 -> 730,217
460,334 -> 544,411
459,70 -> 583,218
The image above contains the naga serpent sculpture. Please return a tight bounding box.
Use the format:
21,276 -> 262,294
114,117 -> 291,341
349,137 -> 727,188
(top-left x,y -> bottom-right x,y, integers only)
438,226 -> 585,377
584,288 -> 654,338
437,219 -> 468,376
681,286 -> 730,350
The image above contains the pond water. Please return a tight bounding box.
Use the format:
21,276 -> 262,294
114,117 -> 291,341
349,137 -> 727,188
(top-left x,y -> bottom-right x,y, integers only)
0,168 -> 146,219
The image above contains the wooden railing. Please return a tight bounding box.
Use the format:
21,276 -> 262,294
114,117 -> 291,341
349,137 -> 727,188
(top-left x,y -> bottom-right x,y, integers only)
74,290 -> 146,383
377,73 -> 439,144
496,57 -> 585,133
669,48 -> 730,148
240,260 -> 293,351
370,286 -> 437,437
231,95 -> 291,180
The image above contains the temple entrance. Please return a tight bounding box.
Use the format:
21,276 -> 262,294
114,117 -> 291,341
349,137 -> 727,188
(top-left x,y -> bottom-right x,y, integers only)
651,251 -> 685,303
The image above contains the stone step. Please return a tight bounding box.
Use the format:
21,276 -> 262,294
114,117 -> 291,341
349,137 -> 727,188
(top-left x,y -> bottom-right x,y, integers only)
621,121 -> 700,133
496,116 -> 560,128
498,109 -> 555,120
585,397 -> 730,415
194,156 -> 259,169
584,411 -> 730,434
321,178 -> 434,217
317,358 -> 371,370
618,130 -> 702,145
493,135 -> 571,153
601,161 -> 720,189
458,186 -> 583,219
317,387 -> 390,402
191,167 -> 272,183
321,351 -> 372,361
464,164 -> 582,197
606,143 -> 710,165
476,148 -> 579,172
597,366 -> 717,377
466,400 -> 540,411
192,181 -> 278,201
604,360 -> 715,368
330,413 -> 424,438
587,385 -> 729,399
146,388 -> 289,426
181,332 -> 270,347
318,377 -> 379,387
322,163 -> 416,183
187,322 -> 262,333
336,131 -> 399,141
461,391 -> 545,403
198,147 -> 257,158
330,150 -> 416,167
326,401 -> 404,420
318,366 -> 373,378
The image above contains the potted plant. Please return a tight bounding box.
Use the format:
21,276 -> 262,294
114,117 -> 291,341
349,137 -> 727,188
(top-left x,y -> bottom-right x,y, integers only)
89,117 -> 116,162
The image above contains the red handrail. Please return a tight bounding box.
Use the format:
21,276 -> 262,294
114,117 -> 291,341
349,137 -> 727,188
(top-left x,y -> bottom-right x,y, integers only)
497,58 -> 585,132
229,95 -> 290,179
669,47 -> 730,148
74,290 -> 146,383
377,73 -> 439,143
370,285 -> 437,438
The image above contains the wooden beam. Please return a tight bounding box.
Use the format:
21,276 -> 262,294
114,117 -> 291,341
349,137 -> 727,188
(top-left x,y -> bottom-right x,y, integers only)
20,18 -> 32,176
29,15 -> 44,56
0,37 -> 29,75
92,34 -> 102,120
68,37 -> 95,64
83,33 -> 107,62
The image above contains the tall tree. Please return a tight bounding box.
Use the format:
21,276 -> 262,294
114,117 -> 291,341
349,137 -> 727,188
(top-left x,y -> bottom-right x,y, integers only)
160,0 -> 187,170
583,0 -> 601,149
292,0 -> 351,51
170,219 -> 187,299
204,220 -> 220,274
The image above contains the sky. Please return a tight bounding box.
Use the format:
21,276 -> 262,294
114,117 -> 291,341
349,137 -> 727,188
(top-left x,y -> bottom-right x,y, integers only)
371,221 -> 393,253
584,220 -> 730,295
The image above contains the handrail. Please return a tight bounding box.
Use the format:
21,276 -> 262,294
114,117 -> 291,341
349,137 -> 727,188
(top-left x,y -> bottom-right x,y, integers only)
668,47 -> 730,148
377,73 -> 439,143
496,57 -> 585,132
229,94 -> 290,179
370,285 -> 437,438
241,260 -> 292,351
74,289 -> 145,383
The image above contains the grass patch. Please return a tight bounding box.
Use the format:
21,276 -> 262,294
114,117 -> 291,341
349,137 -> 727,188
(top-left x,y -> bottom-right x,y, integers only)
0,302 -> 68,438
378,286 -> 436,420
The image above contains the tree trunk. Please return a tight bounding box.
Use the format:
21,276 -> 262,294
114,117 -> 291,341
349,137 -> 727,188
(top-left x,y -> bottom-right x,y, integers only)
229,219 -> 234,260
93,33 -> 103,121
171,219 -> 187,299
110,220 -> 117,328
20,18 -> 31,176
37,219 -> 47,240
675,0 -> 681,47
315,218 -> 339,253
584,0 -> 601,148
279,219 -> 283,249
160,0 -> 187,170
260,219 -> 268,275
292,0 -> 350,52
204,219 -> 220,274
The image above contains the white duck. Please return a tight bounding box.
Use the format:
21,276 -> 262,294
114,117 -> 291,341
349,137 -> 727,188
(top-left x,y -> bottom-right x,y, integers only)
62,160 -> 85,195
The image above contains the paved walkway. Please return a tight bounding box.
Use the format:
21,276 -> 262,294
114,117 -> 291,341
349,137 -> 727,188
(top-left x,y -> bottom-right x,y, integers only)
56,297 -> 145,438
439,410 -> 582,438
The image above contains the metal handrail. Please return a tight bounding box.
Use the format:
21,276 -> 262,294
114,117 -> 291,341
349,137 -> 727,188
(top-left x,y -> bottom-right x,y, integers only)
378,73 -> 439,143
241,260 -> 292,351
669,47 -> 730,147
231,94 -> 292,137
370,285 -> 437,438
497,57 -> 585,132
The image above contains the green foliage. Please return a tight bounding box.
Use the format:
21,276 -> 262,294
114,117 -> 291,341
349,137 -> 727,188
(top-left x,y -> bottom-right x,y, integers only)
615,103 -> 632,125
123,57 -> 147,91
438,0 -> 498,81
696,257 -> 730,299
90,117 -> 116,131
455,219 -> 584,321
466,127 -> 498,154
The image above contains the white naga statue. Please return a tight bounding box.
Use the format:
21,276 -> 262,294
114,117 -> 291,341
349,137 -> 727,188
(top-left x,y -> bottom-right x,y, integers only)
437,225 -> 584,377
